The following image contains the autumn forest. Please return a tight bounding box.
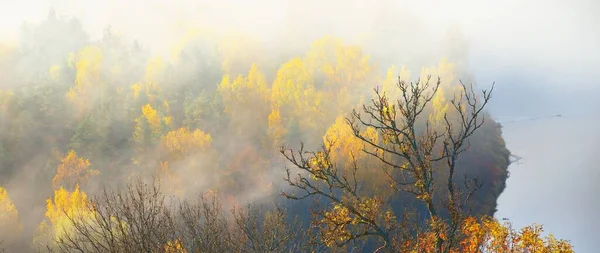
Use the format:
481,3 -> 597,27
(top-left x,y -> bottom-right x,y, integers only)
0,10 -> 574,253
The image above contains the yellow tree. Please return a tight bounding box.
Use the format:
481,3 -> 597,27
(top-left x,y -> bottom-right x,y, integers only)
281,73 -> 574,252
131,82 -> 143,101
161,127 -> 212,156
133,103 -> 172,145
130,56 -> 174,169
323,116 -> 378,167
381,65 -> 411,102
429,86 -> 450,126
34,186 -> 91,249
457,216 -> 573,253
52,150 -> 99,191
128,57 -> 166,109
218,63 -> 271,138
419,58 -> 457,89
144,57 -> 165,104
322,116 -> 391,196
305,37 -> 374,116
267,108 -> 286,148
282,66 -> 494,251
304,36 -> 372,86
305,36 -> 343,82
0,187 -> 21,244
164,239 -> 187,253
419,59 -> 463,111
158,127 -> 213,196
66,46 -> 104,115
270,57 -> 324,141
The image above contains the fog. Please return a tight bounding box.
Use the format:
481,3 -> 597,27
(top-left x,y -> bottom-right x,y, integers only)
460,1 -> 600,252
1,0 -> 599,251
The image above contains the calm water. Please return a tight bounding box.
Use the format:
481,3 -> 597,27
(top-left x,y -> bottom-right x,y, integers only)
495,115 -> 600,252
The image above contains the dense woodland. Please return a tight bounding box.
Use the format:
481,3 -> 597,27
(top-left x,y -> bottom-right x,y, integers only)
0,12 -> 573,252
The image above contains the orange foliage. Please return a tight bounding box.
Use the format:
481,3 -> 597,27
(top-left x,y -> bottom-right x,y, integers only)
164,238 -> 187,253
52,150 -> 98,190
454,217 -> 574,253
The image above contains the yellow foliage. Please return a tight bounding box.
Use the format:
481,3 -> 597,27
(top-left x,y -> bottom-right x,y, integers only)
162,100 -> 171,113
66,46 -> 104,113
271,57 -> 313,108
429,86 -> 450,126
307,151 -> 332,181
354,197 -> 382,223
38,186 -> 91,244
49,65 -> 62,80
161,127 -> 212,157
330,44 -> 371,87
218,63 -> 271,135
381,65 -> 411,101
306,36 -> 372,86
271,57 -> 325,133
132,83 -> 142,100
164,238 -> 187,253
319,197 -> 383,247
246,64 -> 269,93
74,46 -> 104,91
0,186 -> 21,233
133,103 -> 173,145
163,116 -> 173,128
419,58 -> 456,88
304,37 -> 373,115
267,108 -> 286,147
143,103 -> 162,136
437,58 -> 456,88
517,224 -> 546,251
457,216 -> 574,253
320,204 -> 353,247
52,150 -> 98,190
305,36 -> 343,78
323,116 -> 379,167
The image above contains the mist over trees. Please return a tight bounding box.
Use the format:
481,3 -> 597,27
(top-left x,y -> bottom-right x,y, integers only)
0,10 -> 574,252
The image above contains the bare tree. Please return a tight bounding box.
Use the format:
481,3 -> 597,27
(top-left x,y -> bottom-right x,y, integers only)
48,179 -> 305,253
52,178 -> 178,253
281,76 -> 494,252
176,191 -> 240,253
232,204 -> 302,252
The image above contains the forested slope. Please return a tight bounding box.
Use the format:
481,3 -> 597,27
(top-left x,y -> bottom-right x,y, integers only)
0,13 -> 567,252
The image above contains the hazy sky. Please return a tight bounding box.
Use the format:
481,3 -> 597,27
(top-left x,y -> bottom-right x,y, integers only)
1,0 -> 599,251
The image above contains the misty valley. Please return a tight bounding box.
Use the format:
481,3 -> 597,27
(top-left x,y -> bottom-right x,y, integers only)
0,6 -> 579,253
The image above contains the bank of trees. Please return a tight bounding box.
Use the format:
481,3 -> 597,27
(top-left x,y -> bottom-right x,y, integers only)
0,12 -> 572,252
33,76 -> 572,252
